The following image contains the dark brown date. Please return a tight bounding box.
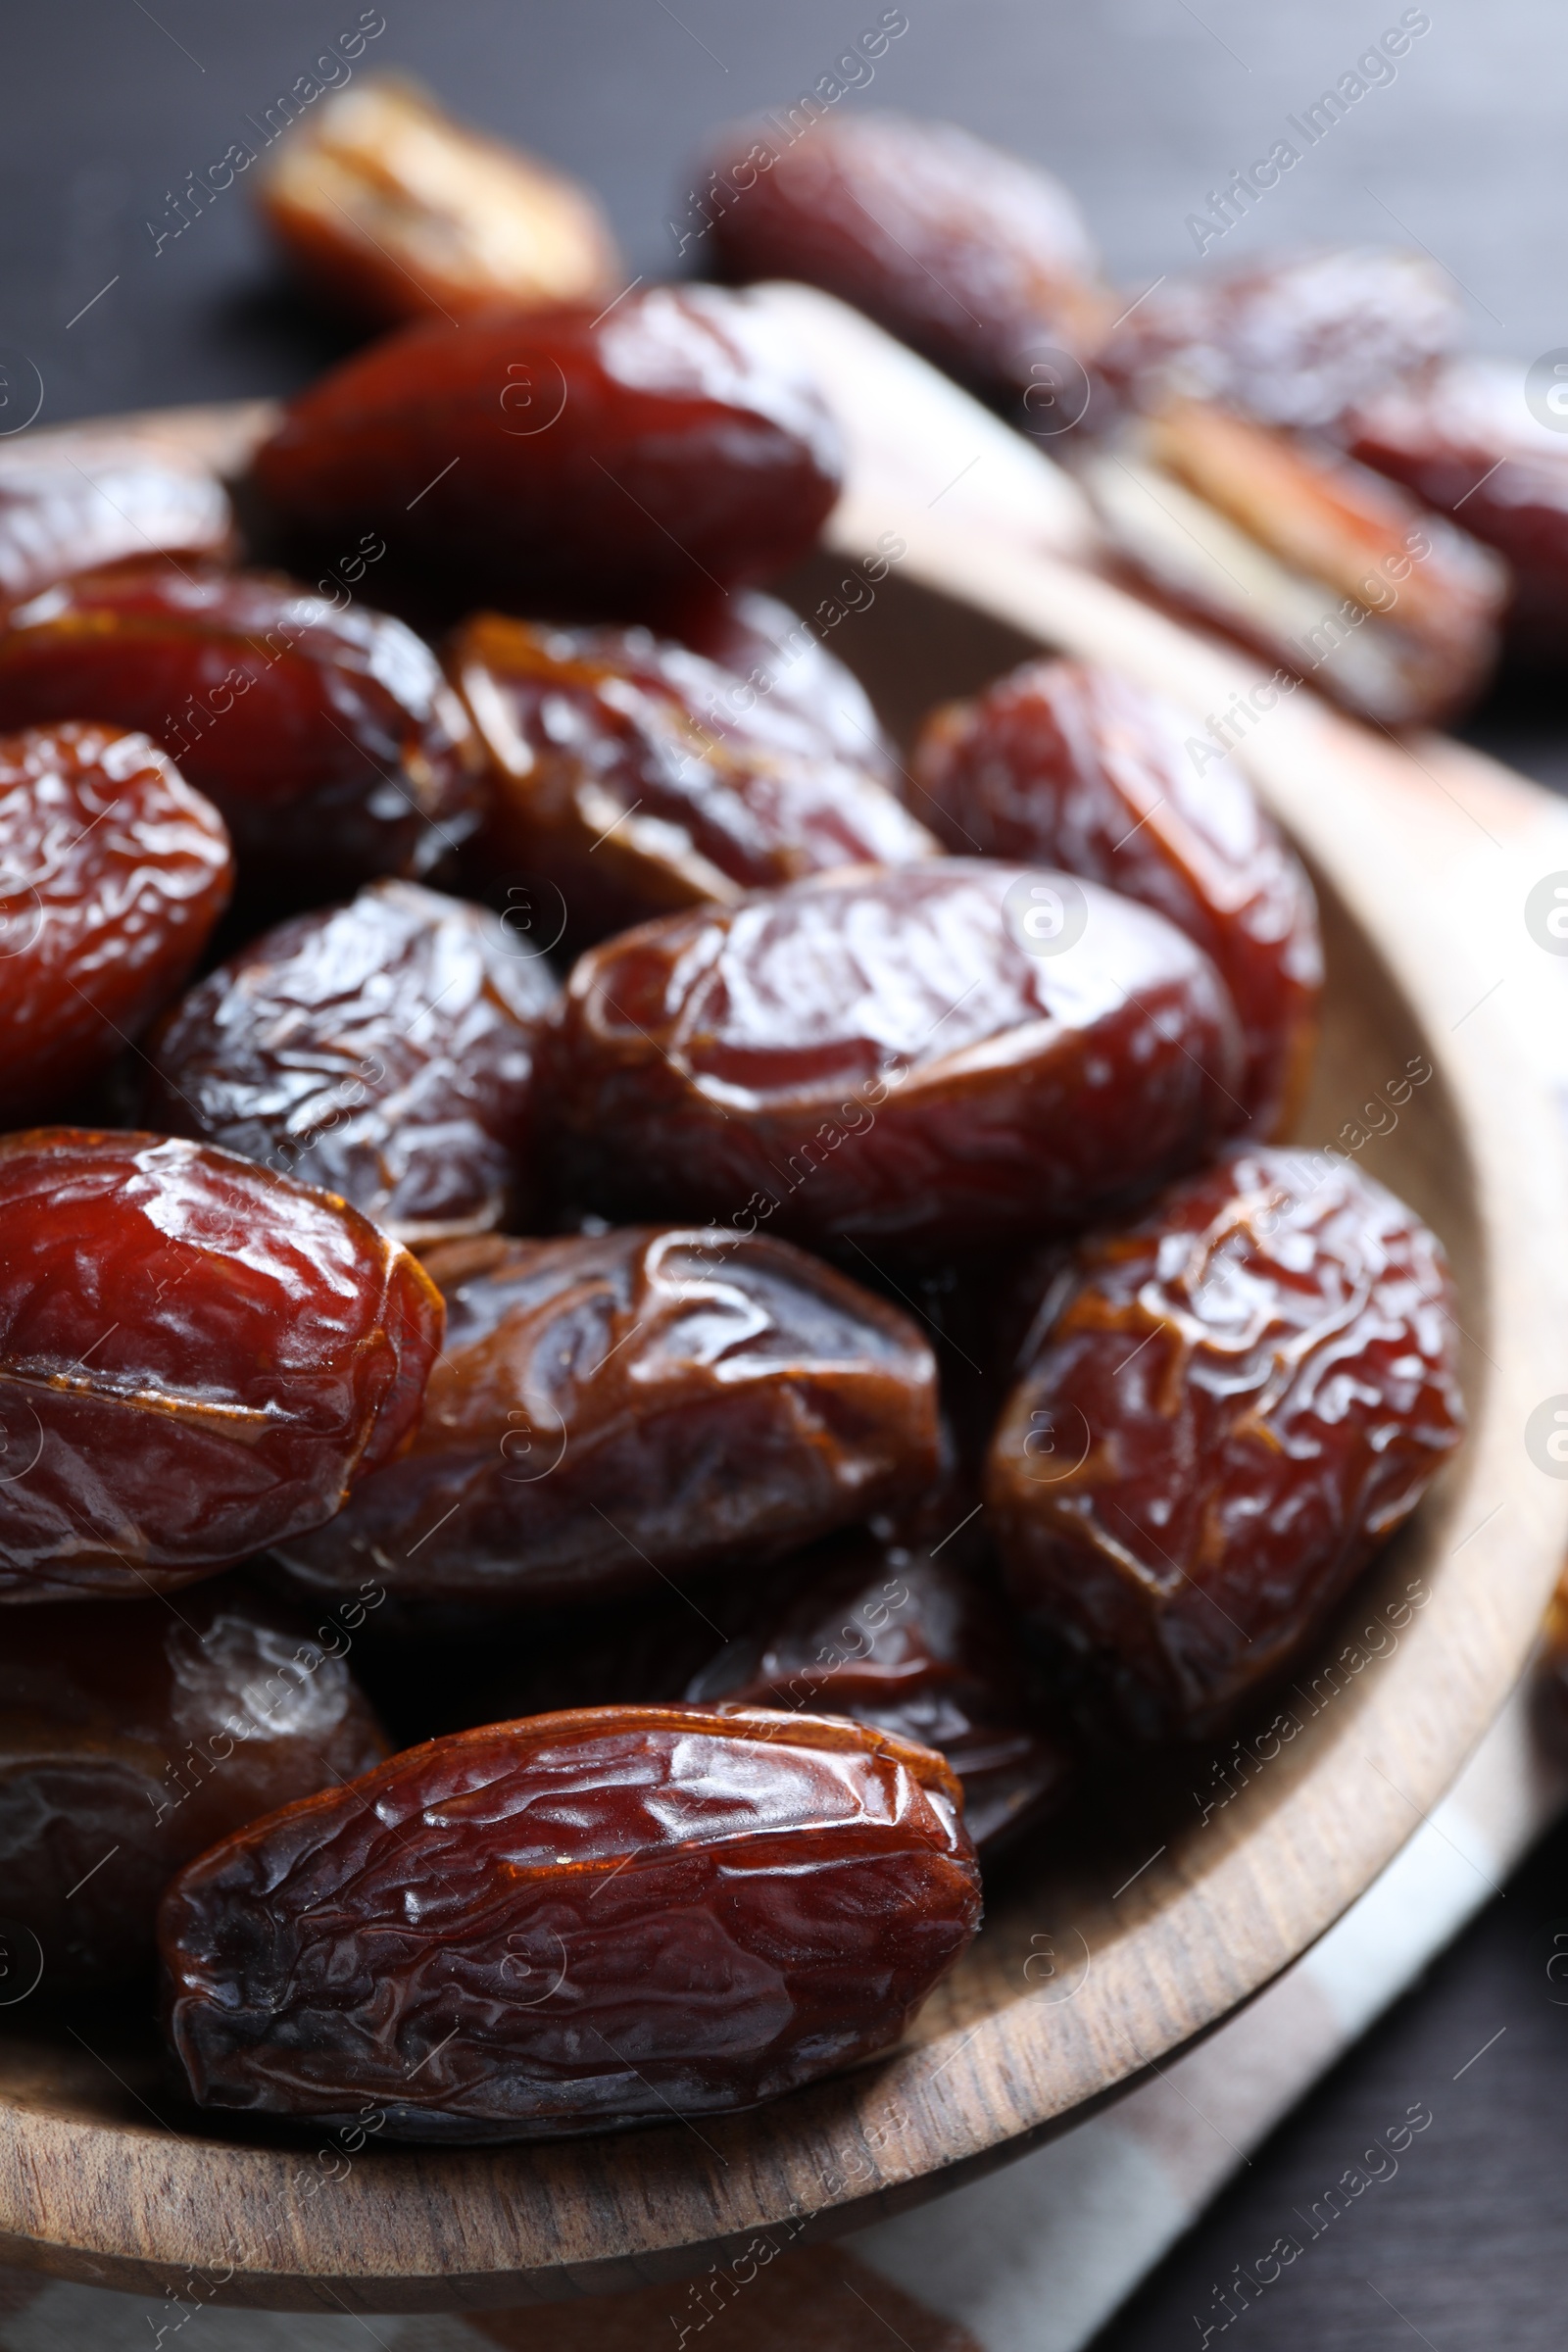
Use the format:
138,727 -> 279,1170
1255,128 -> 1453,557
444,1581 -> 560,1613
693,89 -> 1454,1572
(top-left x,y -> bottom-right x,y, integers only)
0,435 -> 233,607
540,861 -> 1245,1254
250,286 -> 844,613
699,110 -> 1107,401
142,879 -> 559,1246
0,561 -> 481,897
987,1149 -> 1465,1740
256,75 -> 622,326
0,1129 -> 443,1602
687,1535 -> 1073,1854
271,1224 -> 939,1606
161,1703 -> 982,2139
911,659 -> 1322,1136
0,1576 -> 386,1984
450,611 -> 937,949
668,586 -> 900,781
0,721 -> 232,1121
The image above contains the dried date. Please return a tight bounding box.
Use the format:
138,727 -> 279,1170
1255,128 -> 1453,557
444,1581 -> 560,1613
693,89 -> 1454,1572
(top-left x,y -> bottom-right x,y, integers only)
987,1149 -> 1465,1740
667,586 -> 900,781
0,1576 -> 386,1983
0,435 -> 233,607
161,1703 -> 982,2139
142,879 -> 559,1246
0,721 -> 232,1121
271,1223 -> 939,1605
0,1129 -> 443,1602
540,861 -> 1244,1254
911,659 -> 1322,1136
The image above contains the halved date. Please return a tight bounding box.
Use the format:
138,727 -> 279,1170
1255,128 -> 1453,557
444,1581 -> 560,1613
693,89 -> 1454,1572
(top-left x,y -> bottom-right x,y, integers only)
987,1148 -> 1465,1740
0,1130 -> 443,1601
250,285 -> 844,613
271,1223 -> 939,1605
0,561 -> 481,896
450,611 -> 936,949
143,879 -> 559,1246
0,1575 -> 386,1983
911,659 -> 1322,1136
0,434 -> 233,607
161,1703 -> 982,2140
541,861 -> 1244,1253
0,721 -> 232,1121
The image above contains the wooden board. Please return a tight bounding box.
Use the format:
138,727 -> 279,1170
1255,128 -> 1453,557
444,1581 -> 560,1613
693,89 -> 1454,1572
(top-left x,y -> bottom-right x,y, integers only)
3,332 -> 1568,2314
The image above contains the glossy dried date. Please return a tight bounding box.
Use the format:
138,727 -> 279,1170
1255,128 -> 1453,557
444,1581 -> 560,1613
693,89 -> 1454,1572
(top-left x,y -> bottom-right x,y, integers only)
0,722 -> 232,1121
687,1535 -> 1072,1853
700,110 -> 1107,400
0,561 -> 480,896
0,435 -> 233,607
0,1576 -> 386,1983
0,1130 -> 443,1602
911,659 -> 1322,1136
161,1703 -> 981,2139
541,861 -> 1244,1253
271,1224 -> 939,1605
450,611 -> 936,948
987,1149 -> 1465,1740
257,75 -> 621,325
142,879 -> 559,1246
668,586 -> 899,781
251,285 -> 843,612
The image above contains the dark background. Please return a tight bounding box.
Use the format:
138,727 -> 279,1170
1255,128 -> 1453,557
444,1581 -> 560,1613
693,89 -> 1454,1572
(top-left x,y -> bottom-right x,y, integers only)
6,4 -> 1567,2342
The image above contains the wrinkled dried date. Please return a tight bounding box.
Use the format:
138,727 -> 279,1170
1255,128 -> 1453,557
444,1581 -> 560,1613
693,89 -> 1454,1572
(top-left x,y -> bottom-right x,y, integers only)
257,75 -> 622,325
911,660 -> 1322,1135
0,436 -> 233,608
271,1224 -> 939,1605
251,285 -> 844,613
143,879 -> 559,1246
450,611 -> 936,948
0,1576 -> 386,1983
667,586 -> 900,781
0,722 -> 232,1121
541,861 -> 1245,1253
161,1704 -> 982,2140
701,110 -> 1107,401
0,1130 -> 443,1601
987,1149 -> 1465,1740
0,562 -> 481,897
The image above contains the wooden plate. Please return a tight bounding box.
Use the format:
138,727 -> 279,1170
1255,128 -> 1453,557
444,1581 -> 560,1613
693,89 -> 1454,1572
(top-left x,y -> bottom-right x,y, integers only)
3,342 -> 1568,2315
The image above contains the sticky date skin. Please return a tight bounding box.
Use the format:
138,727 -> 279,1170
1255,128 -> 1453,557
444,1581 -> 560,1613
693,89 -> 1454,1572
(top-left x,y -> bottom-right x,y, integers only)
912,661 -> 1322,1136
0,1130 -> 443,1602
541,861 -> 1245,1254
161,1704 -> 982,2141
0,722 -> 233,1122
451,611 -> 936,949
0,437 -> 233,607
142,880 -> 560,1247
271,1225 -> 940,1606
0,562 -> 480,896
0,1577 -> 387,1984
987,1149 -> 1465,1740
250,285 -> 844,613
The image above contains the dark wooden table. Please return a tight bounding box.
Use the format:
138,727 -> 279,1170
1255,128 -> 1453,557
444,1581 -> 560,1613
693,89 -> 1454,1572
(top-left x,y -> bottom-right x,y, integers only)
6,6 -> 1565,2343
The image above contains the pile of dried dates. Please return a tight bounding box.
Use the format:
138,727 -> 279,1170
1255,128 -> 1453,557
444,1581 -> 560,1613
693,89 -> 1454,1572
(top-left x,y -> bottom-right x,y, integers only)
0,81 -> 1468,2146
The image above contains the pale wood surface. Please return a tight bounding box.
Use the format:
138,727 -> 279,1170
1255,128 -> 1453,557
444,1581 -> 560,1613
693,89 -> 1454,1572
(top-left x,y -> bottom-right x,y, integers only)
3,361 -> 1567,2313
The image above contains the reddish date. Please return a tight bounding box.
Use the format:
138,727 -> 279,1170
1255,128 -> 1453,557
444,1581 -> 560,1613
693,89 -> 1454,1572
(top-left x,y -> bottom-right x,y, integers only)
143,879 -> 559,1246
161,1704 -> 981,2139
251,285 -> 844,613
540,861 -> 1244,1254
0,561 -> 481,897
0,722 -> 232,1121
667,586 -> 900,781
0,1130 -> 443,1602
272,1224 -> 939,1606
987,1149 -> 1465,1740
0,436 -> 233,607
687,1535 -> 1073,1854
911,660 -> 1322,1136
0,1576 -> 386,1983
700,110 -> 1107,401
450,611 -> 936,948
